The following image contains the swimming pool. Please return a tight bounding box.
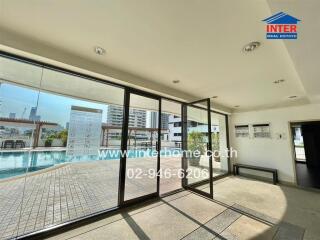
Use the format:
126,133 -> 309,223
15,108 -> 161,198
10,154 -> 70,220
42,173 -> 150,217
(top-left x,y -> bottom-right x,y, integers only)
0,148 -> 182,179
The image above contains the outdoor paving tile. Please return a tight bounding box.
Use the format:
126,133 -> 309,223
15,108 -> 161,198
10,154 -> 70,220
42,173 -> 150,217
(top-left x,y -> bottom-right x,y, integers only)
0,157 -> 217,239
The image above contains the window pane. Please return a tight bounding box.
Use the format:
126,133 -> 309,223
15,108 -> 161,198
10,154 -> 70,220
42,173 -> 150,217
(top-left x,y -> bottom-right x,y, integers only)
160,100 -> 182,194
22,69 -> 124,234
211,112 -> 229,176
186,106 -> 210,186
0,57 -> 42,239
124,94 -> 159,201
0,58 -> 124,237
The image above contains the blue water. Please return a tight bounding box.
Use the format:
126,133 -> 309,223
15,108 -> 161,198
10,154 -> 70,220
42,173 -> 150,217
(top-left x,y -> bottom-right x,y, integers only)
0,148 -> 181,179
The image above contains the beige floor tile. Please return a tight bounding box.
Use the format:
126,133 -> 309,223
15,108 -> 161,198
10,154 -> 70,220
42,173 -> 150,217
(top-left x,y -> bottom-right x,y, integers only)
46,214 -> 124,240
167,193 -> 226,223
129,203 -> 200,240
68,219 -> 139,240
224,215 -> 276,240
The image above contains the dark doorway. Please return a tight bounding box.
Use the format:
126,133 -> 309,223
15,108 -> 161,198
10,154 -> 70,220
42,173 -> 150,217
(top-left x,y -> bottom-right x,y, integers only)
292,122 -> 320,189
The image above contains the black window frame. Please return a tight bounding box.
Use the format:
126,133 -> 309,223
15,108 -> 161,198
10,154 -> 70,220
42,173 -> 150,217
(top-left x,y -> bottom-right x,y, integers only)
0,50 -> 230,239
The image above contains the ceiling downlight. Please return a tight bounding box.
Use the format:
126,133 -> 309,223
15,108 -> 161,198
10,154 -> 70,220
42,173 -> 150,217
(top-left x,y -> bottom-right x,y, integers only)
94,46 -> 106,55
243,41 -> 261,53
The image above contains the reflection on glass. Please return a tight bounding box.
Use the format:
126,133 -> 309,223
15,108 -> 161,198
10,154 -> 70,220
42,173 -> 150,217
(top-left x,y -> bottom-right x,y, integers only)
160,100 -> 182,194
186,106 -> 210,185
211,112 -> 229,176
0,56 -> 42,239
124,94 -> 159,201
0,57 -> 124,238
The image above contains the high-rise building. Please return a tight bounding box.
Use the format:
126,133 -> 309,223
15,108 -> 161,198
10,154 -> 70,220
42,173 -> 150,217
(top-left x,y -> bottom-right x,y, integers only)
107,105 -> 146,128
150,112 -> 169,129
168,115 -> 219,143
29,107 -> 41,121
168,115 -> 182,142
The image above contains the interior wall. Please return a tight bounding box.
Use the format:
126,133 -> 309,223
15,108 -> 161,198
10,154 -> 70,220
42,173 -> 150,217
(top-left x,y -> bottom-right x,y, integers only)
229,103 -> 320,183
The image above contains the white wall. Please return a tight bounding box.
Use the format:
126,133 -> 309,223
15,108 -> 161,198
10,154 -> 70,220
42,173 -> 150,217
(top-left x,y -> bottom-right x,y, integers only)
229,103 -> 320,183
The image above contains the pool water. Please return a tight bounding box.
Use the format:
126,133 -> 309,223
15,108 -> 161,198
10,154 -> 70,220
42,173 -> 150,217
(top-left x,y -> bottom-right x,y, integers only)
0,148 -> 181,179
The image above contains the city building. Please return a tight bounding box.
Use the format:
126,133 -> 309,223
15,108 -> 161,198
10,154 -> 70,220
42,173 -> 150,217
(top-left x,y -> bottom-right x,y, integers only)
29,107 -> 41,121
150,112 -> 169,129
168,115 -> 182,143
107,105 -> 147,128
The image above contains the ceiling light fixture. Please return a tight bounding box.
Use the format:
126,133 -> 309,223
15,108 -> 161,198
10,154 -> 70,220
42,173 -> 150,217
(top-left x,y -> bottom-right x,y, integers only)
94,46 -> 106,55
243,41 -> 261,53
172,80 -> 180,84
288,95 -> 297,99
234,105 -> 240,108
211,96 -> 218,99
273,79 -> 285,84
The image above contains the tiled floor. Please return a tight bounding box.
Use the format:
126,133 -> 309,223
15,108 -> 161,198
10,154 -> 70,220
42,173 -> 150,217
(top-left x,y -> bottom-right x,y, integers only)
2,162 -> 319,239
45,176 -> 320,240
0,156 -> 225,239
45,178 -> 309,240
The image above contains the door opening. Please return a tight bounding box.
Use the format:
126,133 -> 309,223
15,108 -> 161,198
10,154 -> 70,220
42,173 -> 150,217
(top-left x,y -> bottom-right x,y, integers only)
291,122 -> 320,189
119,89 -> 161,206
182,98 -> 213,198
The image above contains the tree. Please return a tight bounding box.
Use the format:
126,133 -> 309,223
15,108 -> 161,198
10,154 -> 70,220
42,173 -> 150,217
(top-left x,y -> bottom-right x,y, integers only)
188,131 -> 205,166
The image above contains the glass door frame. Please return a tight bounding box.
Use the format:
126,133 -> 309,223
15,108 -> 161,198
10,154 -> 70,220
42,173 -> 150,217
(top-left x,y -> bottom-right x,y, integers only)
118,88 -> 162,206
0,52 -> 231,239
182,98 -> 214,198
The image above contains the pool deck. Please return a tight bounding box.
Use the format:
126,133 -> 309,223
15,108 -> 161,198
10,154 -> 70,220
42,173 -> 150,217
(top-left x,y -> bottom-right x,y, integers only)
0,157 -> 225,239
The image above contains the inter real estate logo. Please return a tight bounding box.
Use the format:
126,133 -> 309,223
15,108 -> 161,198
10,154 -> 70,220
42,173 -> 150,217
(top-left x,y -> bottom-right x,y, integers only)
262,12 -> 300,39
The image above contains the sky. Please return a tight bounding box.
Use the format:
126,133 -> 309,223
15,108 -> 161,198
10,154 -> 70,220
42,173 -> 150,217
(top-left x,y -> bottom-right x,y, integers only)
0,83 -> 109,127
0,82 -> 153,128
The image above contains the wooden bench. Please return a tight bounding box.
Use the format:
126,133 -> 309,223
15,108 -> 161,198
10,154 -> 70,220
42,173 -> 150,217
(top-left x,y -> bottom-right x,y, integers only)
233,163 -> 278,185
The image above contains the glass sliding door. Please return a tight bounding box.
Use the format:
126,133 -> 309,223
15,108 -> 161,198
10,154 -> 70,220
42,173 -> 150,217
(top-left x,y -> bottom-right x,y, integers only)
160,99 -> 182,195
0,56 -> 42,239
211,112 -> 229,177
121,90 -> 161,203
26,69 -> 124,233
182,99 -> 213,198
0,53 -> 230,238
0,55 -> 125,238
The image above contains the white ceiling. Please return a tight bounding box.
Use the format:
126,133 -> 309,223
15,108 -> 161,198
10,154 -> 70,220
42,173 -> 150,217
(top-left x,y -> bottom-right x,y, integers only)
0,0 -> 318,113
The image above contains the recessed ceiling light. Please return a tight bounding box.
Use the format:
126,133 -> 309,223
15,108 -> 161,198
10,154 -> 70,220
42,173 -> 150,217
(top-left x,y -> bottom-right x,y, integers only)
288,95 -> 297,99
172,80 -> 180,84
243,41 -> 261,53
94,46 -> 106,55
234,105 -> 240,108
211,96 -> 218,99
273,79 -> 285,84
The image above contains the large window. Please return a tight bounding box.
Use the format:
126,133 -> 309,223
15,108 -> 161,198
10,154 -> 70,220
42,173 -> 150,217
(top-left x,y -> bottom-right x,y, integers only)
0,56 -> 124,238
0,55 -> 230,238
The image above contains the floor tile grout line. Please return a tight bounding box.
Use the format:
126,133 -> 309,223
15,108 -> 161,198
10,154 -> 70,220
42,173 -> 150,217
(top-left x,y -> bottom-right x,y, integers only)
48,178 -> 235,239
64,190 -> 195,239
160,199 -> 230,240
209,208 -> 242,240
179,208 -> 230,240
190,190 -> 276,227
179,203 -> 239,240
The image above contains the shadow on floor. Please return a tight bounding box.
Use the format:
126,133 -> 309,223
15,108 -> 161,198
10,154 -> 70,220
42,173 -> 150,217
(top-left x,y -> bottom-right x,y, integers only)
121,212 -> 151,240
